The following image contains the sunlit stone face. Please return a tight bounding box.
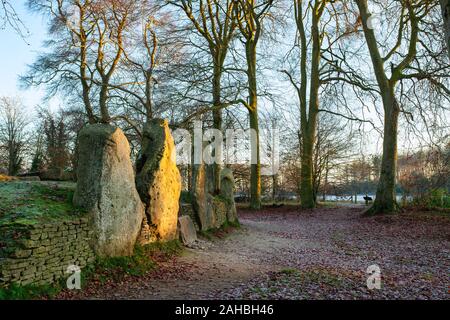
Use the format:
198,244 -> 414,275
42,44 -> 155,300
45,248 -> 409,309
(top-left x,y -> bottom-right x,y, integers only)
136,119 -> 181,244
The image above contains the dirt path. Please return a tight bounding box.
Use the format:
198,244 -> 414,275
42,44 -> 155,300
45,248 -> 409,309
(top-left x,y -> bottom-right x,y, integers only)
68,205 -> 449,300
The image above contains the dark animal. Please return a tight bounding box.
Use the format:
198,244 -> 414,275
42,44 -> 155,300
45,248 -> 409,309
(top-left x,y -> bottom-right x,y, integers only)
363,195 -> 373,205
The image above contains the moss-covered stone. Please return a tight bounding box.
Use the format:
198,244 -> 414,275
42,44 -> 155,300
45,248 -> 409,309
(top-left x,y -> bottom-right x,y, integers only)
73,124 -> 144,257
189,163 -> 238,232
220,168 -> 239,224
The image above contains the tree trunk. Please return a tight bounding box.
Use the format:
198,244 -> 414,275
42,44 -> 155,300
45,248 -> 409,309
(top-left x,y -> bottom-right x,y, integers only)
272,174 -> 276,204
249,108 -> 261,210
79,7 -> 96,124
81,83 -> 96,124
8,141 -> 20,176
367,90 -> 400,215
145,69 -> 154,121
212,63 -> 223,194
8,147 -> 15,176
441,0 -> 450,60
300,137 -> 315,208
322,157 -> 329,202
300,9 -> 320,209
99,83 -> 110,124
246,40 -> 261,210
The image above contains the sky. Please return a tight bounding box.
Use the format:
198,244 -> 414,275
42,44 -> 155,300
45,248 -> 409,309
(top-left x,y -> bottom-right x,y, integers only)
0,0 -> 60,115
0,1 -> 446,157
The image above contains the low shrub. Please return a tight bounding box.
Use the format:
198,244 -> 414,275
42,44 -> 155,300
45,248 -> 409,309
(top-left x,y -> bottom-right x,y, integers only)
412,188 -> 450,209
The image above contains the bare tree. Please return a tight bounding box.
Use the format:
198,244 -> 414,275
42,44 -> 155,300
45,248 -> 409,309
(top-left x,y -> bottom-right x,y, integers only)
1,0 -> 29,38
313,115 -> 355,202
37,108 -> 70,179
280,0 -> 370,208
23,0 -> 139,124
167,0 -> 238,193
282,0 -> 331,208
234,0 -> 275,210
0,97 -> 29,176
398,141 -> 450,205
355,0 -> 448,214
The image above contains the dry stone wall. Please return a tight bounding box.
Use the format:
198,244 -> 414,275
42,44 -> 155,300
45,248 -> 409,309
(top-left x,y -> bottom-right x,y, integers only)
0,218 -> 94,287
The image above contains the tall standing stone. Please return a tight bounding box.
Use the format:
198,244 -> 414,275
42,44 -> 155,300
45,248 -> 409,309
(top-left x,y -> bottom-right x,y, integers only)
178,216 -> 198,246
191,163 -> 238,230
136,119 -> 181,243
73,124 -> 144,257
220,167 -> 239,224
191,162 -> 209,231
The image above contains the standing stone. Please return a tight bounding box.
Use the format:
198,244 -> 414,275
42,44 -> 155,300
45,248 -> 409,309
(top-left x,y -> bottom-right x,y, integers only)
73,124 -> 144,257
136,119 -> 181,243
191,163 -> 216,231
179,203 -> 200,231
220,168 -> 238,223
178,216 -> 198,246
212,196 -> 228,228
205,163 -> 216,194
191,164 -> 238,230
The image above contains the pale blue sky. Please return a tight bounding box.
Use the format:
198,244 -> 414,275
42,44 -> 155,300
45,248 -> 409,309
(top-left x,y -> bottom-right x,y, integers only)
0,0 -> 60,114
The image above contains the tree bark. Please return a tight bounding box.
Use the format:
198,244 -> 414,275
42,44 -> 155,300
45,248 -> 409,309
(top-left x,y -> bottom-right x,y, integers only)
441,0 -> 450,60
367,89 -> 400,214
249,108 -> 261,210
145,69 -> 154,121
8,141 -> 20,176
212,61 -> 223,194
246,38 -> 261,210
99,83 -> 111,124
300,137 -> 315,208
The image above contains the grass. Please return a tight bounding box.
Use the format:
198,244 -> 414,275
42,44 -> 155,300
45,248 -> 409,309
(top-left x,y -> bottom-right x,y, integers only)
299,269 -> 345,287
0,282 -> 64,300
280,268 -> 300,275
77,240 -> 183,290
0,181 -> 84,227
0,181 -> 85,260
92,240 -> 183,278
0,240 -> 184,300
